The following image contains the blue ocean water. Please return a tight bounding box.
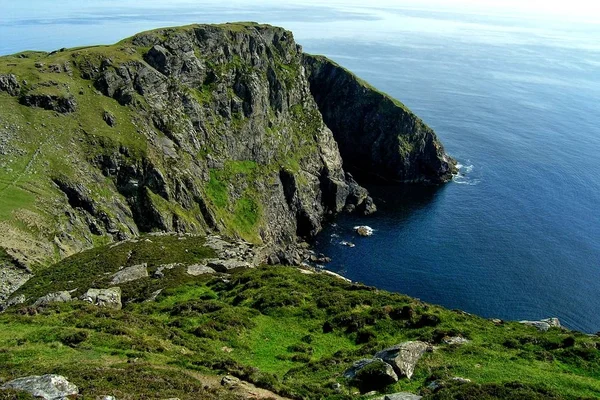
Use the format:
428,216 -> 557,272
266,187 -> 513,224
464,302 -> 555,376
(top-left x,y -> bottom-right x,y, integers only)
2,2 -> 599,332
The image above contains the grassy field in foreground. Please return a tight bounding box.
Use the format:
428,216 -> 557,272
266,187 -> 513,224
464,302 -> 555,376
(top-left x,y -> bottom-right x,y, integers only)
1,253 -> 600,399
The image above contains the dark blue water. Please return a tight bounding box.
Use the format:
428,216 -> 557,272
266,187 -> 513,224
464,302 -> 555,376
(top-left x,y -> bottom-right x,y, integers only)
2,2 -> 600,332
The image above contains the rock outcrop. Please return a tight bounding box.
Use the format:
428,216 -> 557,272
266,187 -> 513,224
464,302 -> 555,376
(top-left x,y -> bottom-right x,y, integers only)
33,291 -> 72,307
373,341 -> 429,379
81,287 -> 122,309
304,54 -> 455,183
1,374 -> 78,400
520,317 -> 561,332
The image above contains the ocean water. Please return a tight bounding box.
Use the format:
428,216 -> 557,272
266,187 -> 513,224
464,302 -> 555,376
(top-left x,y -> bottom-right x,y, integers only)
2,2 -> 600,332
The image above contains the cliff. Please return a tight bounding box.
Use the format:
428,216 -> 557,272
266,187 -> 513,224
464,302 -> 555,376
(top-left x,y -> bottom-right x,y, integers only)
0,23 -> 453,302
304,55 -> 455,183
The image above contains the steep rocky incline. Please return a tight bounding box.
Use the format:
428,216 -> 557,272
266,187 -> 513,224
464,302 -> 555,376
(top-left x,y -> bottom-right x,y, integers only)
0,23 -> 453,301
304,54 -> 456,183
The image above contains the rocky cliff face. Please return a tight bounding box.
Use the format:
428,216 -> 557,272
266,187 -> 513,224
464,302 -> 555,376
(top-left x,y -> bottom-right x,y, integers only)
0,23 -> 452,300
304,55 -> 455,183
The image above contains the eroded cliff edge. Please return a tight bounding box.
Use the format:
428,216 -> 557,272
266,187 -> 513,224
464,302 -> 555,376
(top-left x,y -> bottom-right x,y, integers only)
0,22 -> 454,300
304,54 -> 455,183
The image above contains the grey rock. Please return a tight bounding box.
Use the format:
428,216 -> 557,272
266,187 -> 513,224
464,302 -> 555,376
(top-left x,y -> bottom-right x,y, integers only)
145,289 -> 163,302
33,291 -> 72,307
221,375 -> 240,387
344,358 -> 398,391
0,74 -> 20,96
442,336 -> 470,346
207,259 -> 251,272
103,111 -> 117,127
81,287 -> 122,309
385,393 -> 423,400
427,377 -> 471,392
374,341 -> 428,379
98,396 -> 117,400
1,374 -> 78,400
186,264 -> 217,276
111,263 -> 148,285
519,318 -> 561,332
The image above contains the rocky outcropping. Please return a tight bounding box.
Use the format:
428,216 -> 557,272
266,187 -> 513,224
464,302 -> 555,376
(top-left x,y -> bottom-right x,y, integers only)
304,54 -> 455,183
1,374 -> 78,400
374,341 -> 429,379
519,317 -> 561,332
111,264 -> 149,284
81,287 -> 122,309
345,341 -> 429,391
33,291 -> 72,307
344,358 -> 398,392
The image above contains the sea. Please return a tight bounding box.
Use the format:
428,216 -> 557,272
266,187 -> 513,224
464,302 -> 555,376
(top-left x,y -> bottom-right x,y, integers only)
2,1 -> 599,332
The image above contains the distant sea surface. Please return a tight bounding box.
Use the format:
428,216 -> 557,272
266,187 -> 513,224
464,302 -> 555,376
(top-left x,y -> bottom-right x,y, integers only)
2,1 -> 600,332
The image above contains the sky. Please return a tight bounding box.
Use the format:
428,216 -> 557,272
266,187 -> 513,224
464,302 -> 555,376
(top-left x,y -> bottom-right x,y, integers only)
2,0 -> 599,24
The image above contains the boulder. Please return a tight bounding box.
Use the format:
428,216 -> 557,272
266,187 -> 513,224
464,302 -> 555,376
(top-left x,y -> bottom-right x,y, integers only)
442,336 -> 470,346
354,226 -> 374,237
0,74 -> 20,96
427,377 -> 471,392
33,291 -> 72,307
206,259 -> 251,272
1,374 -> 78,400
111,264 -> 148,284
221,375 -> 240,387
519,317 -> 561,332
374,341 -> 428,379
350,358 -> 398,392
186,264 -> 217,276
81,287 -> 122,309
385,393 -> 423,400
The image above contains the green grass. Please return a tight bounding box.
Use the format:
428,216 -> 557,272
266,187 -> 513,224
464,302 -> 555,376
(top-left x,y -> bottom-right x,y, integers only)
2,259 -> 600,399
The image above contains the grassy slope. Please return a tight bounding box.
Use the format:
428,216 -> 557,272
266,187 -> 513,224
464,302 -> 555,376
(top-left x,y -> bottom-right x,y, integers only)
1,244 -> 599,399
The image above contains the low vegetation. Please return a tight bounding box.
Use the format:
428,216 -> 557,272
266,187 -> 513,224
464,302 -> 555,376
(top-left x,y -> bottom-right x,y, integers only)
2,244 -> 600,399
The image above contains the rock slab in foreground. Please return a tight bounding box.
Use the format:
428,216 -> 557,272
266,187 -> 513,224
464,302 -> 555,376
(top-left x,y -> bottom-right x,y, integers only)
374,341 -> 429,379
33,291 -> 72,307
519,317 -> 561,332
81,287 -> 122,309
385,393 -> 423,400
111,264 -> 149,284
1,374 -> 78,400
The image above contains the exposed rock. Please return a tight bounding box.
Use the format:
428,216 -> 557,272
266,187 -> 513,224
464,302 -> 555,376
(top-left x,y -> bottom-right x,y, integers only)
385,393 -> 423,400
2,294 -> 26,309
206,259 -> 251,272
186,264 -> 217,276
103,111 -> 117,127
0,74 -> 20,96
442,336 -> 470,346
374,341 -> 429,379
1,374 -> 78,400
145,289 -> 163,302
322,269 -> 352,283
344,358 -> 398,391
354,226 -> 374,237
519,317 -> 561,332
81,287 -> 122,309
98,396 -> 117,400
111,264 -> 149,284
427,377 -> 472,392
19,93 -> 77,113
221,375 -> 241,387
304,54 -> 456,183
33,291 -> 72,307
